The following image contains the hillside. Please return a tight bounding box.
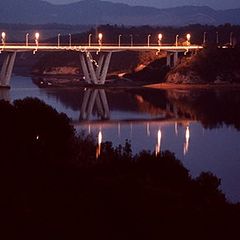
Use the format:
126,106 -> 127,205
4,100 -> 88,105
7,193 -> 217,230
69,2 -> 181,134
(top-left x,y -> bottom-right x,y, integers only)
1,0 -> 240,25
166,47 -> 240,84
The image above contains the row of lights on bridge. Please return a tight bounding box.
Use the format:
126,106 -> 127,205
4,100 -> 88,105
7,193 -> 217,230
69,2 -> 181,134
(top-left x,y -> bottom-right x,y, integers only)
1,31 -> 191,47
1,31 -> 40,47
1,31 -> 235,47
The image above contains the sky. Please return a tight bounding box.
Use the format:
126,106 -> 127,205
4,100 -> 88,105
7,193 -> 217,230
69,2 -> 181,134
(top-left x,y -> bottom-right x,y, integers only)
46,0 -> 240,10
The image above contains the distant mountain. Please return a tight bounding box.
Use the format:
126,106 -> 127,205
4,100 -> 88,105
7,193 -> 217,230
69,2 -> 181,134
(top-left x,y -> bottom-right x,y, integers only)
0,0 -> 240,26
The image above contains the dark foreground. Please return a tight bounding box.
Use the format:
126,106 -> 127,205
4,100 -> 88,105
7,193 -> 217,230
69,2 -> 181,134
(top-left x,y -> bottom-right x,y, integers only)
0,98 -> 239,240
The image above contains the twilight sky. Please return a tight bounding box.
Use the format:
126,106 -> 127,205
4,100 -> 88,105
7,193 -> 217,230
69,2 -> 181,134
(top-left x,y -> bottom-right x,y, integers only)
46,0 -> 240,10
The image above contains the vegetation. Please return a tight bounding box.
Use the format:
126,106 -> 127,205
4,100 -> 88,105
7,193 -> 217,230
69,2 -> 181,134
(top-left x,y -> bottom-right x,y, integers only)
166,46 -> 240,84
124,56 -> 170,83
0,98 -> 240,239
47,24 -> 240,46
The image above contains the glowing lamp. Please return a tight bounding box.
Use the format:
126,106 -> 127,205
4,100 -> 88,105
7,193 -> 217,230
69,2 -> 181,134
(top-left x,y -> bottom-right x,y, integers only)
98,33 -> 103,41
187,34 -> 191,41
158,33 -> 163,41
1,32 -> 6,40
35,32 -> 40,40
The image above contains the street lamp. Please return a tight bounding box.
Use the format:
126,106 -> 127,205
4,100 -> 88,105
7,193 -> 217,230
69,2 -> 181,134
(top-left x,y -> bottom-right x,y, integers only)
98,33 -> 103,46
175,34 -> 179,46
147,34 -> 151,47
25,33 -> 29,46
57,33 -> 61,47
88,33 -> 92,47
118,34 -> 122,47
1,32 -> 6,46
69,33 -> 72,47
35,32 -> 40,47
158,33 -> 163,46
186,33 -> 191,46
230,32 -> 233,47
130,34 -> 133,47
216,31 -> 219,45
203,32 -> 207,45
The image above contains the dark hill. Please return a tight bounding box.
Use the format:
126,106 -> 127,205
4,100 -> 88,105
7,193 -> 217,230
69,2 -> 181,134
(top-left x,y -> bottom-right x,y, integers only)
1,0 -> 240,25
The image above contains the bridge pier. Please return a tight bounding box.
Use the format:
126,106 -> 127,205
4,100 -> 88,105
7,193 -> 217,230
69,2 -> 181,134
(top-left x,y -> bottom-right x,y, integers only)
166,52 -> 171,67
0,52 -> 17,88
166,51 -> 179,68
80,52 -> 112,85
80,89 -> 110,120
173,52 -> 178,67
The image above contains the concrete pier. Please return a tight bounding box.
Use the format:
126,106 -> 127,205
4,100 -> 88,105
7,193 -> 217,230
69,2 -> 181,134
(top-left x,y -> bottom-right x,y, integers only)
0,52 -> 17,88
80,52 -> 112,85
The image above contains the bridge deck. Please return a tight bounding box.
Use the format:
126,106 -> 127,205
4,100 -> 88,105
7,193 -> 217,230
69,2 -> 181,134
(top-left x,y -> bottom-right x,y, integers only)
1,44 -> 203,52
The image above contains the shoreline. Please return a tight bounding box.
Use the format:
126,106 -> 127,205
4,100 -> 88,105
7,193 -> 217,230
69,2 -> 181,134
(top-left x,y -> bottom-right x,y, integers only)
144,82 -> 240,90
15,72 -> 240,91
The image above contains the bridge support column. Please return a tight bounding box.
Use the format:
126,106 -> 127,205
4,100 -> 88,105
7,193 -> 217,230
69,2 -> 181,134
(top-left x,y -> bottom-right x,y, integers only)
0,52 -> 17,88
166,52 -> 171,67
80,52 -> 112,85
80,89 -> 110,120
173,52 -> 178,67
80,54 -> 91,84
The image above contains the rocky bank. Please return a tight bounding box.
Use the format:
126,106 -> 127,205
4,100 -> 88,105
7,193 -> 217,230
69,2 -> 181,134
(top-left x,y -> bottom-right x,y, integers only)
166,47 -> 240,84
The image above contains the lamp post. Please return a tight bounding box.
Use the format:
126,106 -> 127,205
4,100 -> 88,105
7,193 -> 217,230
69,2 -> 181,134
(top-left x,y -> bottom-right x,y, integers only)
175,34 -> 179,46
88,33 -> 92,47
118,34 -> 122,47
230,32 -> 233,47
25,33 -> 29,46
35,32 -> 39,47
147,34 -> 151,47
130,34 -> 133,47
1,32 -> 6,46
186,33 -> 191,46
203,32 -> 207,45
57,33 -> 60,47
98,33 -> 103,47
69,33 -> 72,47
158,33 -> 163,46
216,31 -> 219,46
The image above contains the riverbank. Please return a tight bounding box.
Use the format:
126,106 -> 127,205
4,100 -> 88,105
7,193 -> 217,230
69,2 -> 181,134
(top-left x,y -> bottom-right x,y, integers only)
145,82 -> 240,90
32,75 -> 149,89
27,46 -> 240,89
166,47 -> 240,84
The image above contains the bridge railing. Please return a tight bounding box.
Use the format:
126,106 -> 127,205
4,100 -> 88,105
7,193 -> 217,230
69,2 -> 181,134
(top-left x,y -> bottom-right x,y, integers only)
1,42 -> 200,47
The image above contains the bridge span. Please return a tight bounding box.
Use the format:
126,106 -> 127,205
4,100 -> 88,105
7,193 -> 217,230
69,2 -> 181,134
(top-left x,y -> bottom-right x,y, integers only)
0,43 -> 203,88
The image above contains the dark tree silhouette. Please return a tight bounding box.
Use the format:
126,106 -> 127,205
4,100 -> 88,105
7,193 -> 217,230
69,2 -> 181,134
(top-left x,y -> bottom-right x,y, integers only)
0,98 -> 239,240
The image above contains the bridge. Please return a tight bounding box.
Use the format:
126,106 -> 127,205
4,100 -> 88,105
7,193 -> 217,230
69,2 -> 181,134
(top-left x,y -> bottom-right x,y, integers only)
0,42 -> 203,88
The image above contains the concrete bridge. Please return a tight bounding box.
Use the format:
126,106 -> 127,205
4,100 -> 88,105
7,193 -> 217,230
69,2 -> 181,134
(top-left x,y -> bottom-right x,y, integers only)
0,43 -> 203,88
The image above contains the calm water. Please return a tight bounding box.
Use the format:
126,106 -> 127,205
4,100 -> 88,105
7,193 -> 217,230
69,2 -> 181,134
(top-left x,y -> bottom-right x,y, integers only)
2,75 -> 240,203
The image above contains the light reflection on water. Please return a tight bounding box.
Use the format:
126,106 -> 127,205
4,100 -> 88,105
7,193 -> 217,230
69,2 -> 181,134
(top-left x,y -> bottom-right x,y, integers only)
184,125 -> 190,156
155,129 -> 162,156
78,121 -> 240,203
1,75 -> 240,203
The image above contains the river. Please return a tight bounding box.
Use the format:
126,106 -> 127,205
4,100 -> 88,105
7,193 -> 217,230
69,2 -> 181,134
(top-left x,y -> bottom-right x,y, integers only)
2,75 -> 240,203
